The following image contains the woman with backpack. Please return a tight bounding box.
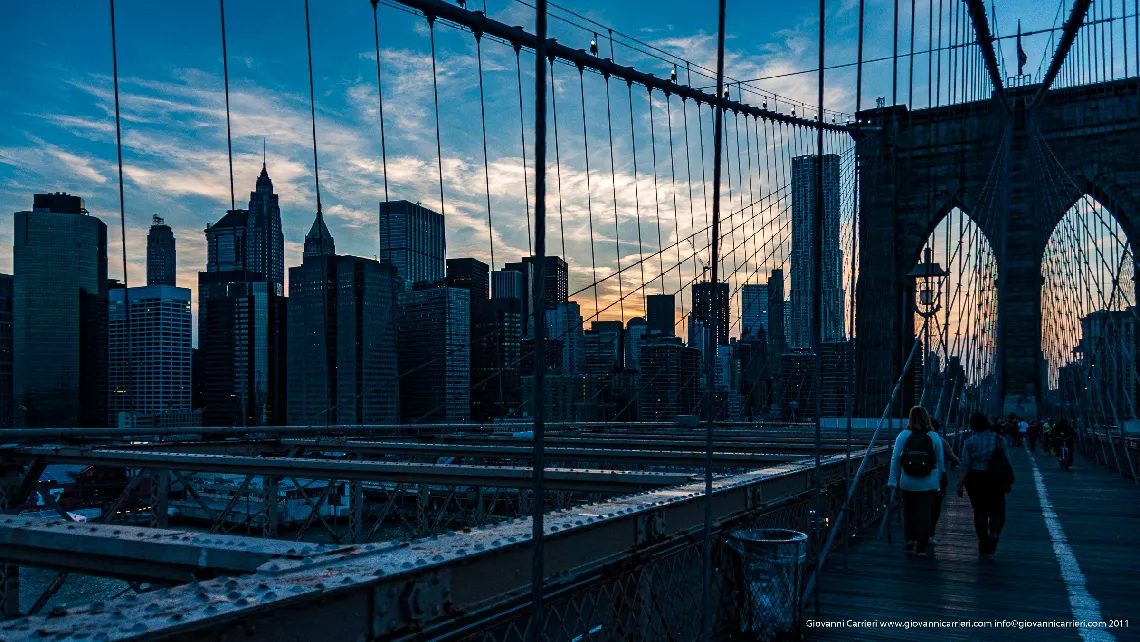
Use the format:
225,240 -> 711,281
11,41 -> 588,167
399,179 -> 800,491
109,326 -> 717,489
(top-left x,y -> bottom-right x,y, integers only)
888,406 -> 945,556
957,412 -> 1014,556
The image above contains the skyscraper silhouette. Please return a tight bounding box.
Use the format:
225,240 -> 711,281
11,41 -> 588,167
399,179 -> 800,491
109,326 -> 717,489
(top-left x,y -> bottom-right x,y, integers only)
146,215 -> 176,286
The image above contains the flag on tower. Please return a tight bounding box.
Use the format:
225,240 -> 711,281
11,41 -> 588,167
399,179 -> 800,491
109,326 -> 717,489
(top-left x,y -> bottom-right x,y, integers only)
1016,20 -> 1028,76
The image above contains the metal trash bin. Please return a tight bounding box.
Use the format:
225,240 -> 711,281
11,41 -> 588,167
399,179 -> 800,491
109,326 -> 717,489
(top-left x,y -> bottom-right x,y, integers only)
726,528 -> 807,640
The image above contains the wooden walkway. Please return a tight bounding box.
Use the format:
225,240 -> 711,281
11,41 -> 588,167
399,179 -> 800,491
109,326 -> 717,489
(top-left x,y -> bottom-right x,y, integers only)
807,445 -> 1140,641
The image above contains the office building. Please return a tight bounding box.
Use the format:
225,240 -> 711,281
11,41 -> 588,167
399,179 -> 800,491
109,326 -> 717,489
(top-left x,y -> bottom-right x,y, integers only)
584,329 -> 620,376
640,336 -> 702,421
13,193 -> 108,428
108,285 -> 193,425
471,297 -> 524,421
741,283 -> 769,339
624,317 -> 647,371
198,274 -> 287,427
520,374 -> 594,423
692,282 -> 729,346
198,165 -> 288,427
147,216 -> 177,287
789,154 -> 845,348
287,213 -> 400,425
504,256 -> 569,334
398,285 -> 470,423
205,162 -> 285,285
546,301 -> 584,374
491,268 -> 525,301
646,294 -> 676,337
447,258 -> 490,322
378,200 -> 446,285
494,265 -> 531,334
0,275 -> 11,428
767,270 -> 787,362
1077,307 -> 1138,421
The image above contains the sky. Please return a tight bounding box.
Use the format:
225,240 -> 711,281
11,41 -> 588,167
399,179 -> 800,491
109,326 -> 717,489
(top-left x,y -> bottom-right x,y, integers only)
0,0 -> 1087,346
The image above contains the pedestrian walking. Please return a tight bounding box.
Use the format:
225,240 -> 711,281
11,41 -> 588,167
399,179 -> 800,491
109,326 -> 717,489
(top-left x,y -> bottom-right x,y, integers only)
888,406 -> 945,557
928,419 -> 961,544
1016,418 -> 1028,447
957,413 -> 1014,556
1026,420 -> 1040,452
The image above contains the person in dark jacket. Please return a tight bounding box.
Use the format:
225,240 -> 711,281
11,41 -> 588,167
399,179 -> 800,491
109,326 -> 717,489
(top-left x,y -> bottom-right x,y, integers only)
889,406 -> 946,556
957,413 -> 1012,555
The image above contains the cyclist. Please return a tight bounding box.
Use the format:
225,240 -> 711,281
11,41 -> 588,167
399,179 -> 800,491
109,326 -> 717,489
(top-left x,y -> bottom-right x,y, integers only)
1052,419 -> 1075,469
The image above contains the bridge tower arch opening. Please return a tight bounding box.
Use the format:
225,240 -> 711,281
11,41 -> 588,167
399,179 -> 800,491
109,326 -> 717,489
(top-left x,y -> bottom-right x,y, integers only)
1040,195 -> 1138,425
913,206 -> 1000,425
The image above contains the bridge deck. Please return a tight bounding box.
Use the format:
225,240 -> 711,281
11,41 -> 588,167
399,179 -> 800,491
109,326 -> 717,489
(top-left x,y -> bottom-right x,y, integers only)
808,447 -> 1140,641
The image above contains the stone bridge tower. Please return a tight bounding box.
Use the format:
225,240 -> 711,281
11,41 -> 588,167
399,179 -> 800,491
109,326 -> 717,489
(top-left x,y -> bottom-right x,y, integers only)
854,77 -> 1140,420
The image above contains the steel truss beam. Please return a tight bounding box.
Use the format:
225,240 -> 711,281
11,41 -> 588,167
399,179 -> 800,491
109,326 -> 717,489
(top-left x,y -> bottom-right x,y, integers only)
0,448 -> 889,640
4,448 -> 693,493
0,516 -> 348,584
392,0 -> 848,132
283,439 -> 807,468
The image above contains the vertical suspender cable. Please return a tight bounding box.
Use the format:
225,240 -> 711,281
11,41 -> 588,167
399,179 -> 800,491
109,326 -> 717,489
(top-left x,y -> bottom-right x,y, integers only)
550,59 -> 567,261
428,17 -> 445,219
304,0 -> 322,216
516,48 -> 533,254
528,2 -> 549,638
701,1 -> 727,639
220,0 -> 235,211
476,32 -> 495,270
370,0 -> 393,261
109,0 -> 132,417
812,0 -> 826,617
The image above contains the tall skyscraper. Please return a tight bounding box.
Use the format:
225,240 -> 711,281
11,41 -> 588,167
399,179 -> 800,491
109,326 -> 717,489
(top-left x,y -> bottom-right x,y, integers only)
492,268 -> 525,301
767,270 -> 787,357
546,301 -> 585,374
198,165 -> 288,427
398,285 -> 470,423
790,154 -> 845,348
471,297 -> 523,421
640,336 -> 702,421
287,213 -> 400,425
13,194 -> 108,428
741,283 -> 769,339
446,258 -> 489,322
692,282 -> 730,346
198,276 -> 286,427
378,200 -> 446,286
205,162 -> 285,284
147,216 -> 176,286
0,274 -> 12,428
624,317 -> 647,371
494,265 -> 532,334
108,285 -> 192,425
646,294 -> 675,337
505,256 -> 569,320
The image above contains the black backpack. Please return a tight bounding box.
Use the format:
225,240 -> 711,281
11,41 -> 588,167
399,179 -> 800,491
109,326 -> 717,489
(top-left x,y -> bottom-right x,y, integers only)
900,432 -> 936,477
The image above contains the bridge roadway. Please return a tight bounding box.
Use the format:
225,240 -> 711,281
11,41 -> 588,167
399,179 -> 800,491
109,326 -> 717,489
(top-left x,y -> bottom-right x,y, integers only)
805,447 -> 1140,641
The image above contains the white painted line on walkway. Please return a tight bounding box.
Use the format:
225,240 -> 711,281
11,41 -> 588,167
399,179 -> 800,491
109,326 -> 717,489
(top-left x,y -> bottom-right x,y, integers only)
1028,454 -> 1115,642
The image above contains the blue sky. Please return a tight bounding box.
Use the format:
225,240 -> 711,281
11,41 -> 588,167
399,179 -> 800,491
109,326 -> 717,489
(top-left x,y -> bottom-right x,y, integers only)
0,0 -> 1064,336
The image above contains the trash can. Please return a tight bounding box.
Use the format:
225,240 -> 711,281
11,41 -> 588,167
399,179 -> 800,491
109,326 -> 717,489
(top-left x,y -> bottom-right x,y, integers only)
726,528 -> 808,640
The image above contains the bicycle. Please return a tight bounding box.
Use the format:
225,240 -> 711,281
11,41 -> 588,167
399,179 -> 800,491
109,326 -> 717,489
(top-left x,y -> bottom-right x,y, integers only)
1058,439 -> 1073,471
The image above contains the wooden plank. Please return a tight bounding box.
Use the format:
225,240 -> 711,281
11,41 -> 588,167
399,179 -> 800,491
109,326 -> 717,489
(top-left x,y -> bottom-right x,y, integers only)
804,446 -> 1140,641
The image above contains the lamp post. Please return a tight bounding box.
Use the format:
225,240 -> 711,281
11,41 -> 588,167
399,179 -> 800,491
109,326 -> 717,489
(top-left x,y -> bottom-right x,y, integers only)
907,247 -> 949,409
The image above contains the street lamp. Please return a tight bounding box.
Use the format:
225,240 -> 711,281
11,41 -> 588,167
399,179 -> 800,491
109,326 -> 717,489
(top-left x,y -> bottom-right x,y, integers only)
907,246 -> 948,319
907,247 -> 949,407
